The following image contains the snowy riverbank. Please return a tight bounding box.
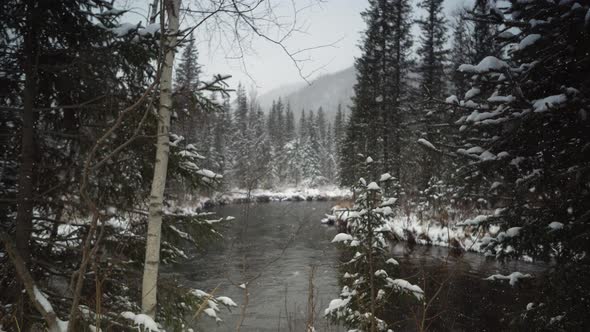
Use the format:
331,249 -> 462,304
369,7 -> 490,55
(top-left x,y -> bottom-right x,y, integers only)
192,186 -> 352,209
323,206 -> 527,257
385,214 -> 496,253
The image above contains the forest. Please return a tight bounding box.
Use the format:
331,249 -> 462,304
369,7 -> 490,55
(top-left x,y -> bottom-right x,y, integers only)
1,0 -> 589,331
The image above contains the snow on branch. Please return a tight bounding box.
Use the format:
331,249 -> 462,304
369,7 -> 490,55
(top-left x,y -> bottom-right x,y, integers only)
458,56 -> 509,74
417,138 -> 438,152
484,272 -> 532,286
386,278 -> 425,300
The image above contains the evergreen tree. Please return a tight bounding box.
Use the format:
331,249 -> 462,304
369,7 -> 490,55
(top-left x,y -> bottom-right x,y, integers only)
334,103 -> 345,146
173,34 -> 202,144
235,83 -> 249,134
324,122 -> 338,183
317,106 -> 327,142
232,88 -> 272,190
174,34 -> 201,92
471,0 -> 499,63
340,0 -> 413,188
450,1 -> 590,328
285,102 -> 296,142
213,94 -> 232,182
301,110 -> 323,186
416,0 -> 447,100
326,169 -> 423,331
299,109 -> 307,140
267,100 -> 277,142
449,10 -> 473,98
275,98 -> 286,146
415,0 -> 448,191
0,0 -> 230,328
334,104 -> 346,182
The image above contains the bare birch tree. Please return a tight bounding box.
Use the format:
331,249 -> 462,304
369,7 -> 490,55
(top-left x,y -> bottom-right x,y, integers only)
141,0 -> 181,319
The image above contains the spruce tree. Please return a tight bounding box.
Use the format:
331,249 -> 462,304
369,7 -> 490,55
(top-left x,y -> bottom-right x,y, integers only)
416,0 -> 447,101
326,167 -> 423,331
340,0 -> 413,188
301,110 -> 323,185
0,0 -> 228,328
471,0 -> 499,63
334,103 -> 345,147
450,1 -> 590,328
173,34 -> 202,144
299,109 -> 307,139
285,102 -> 296,142
449,11 -> 473,98
415,0 -> 448,192
317,106 -> 327,142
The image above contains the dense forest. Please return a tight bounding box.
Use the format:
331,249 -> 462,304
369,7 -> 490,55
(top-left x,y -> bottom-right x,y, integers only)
1,0 -> 589,331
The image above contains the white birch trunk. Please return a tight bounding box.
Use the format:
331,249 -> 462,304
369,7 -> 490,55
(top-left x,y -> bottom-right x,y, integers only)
141,0 -> 180,318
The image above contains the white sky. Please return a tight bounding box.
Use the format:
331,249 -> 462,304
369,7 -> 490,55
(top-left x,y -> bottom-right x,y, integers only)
123,0 -> 472,94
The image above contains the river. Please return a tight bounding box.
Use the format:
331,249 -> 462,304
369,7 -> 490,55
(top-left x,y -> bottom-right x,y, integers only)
167,201 -> 547,332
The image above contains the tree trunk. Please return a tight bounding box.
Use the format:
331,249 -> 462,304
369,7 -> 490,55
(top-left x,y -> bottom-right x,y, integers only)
141,0 -> 180,319
16,0 -> 38,265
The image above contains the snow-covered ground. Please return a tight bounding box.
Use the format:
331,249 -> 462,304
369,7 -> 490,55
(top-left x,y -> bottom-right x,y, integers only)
191,186 -> 352,209
385,213 -> 499,253
323,206 -> 517,257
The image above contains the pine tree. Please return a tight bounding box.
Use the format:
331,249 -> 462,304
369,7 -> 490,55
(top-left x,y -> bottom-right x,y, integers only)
449,1 -> 590,328
285,102 -> 296,142
213,94 -> 232,182
174,34 -> 201,92
334,103 -> 345,146
267,100 -> 277,142
317,106 -> 327,142
0,0 -> 224,328
232,89 -> 272,190
316,108 -> 334,182
324,122 -> 338,183
299,109 -> 307,140
275,98 -> 286,146
415,0 -> 448,192
340,0 -> 413,188
326,168 -> 423,331
235,83 -> 249,134
471,0 -> 499,63
173,34 -> 202,144
333,104 -> 346,182
416,0 -> 447,100
449,10 -> 473,98
301,110 -> 323,185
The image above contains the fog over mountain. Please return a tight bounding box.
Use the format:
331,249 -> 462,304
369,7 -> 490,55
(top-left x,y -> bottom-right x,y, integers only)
259,66 -> 356,120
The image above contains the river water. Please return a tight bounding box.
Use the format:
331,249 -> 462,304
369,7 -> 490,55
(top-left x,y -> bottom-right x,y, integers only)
168,201 -> 547,332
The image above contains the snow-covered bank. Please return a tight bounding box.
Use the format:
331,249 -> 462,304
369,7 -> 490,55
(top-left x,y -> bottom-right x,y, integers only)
193,186 -> 352,209
323,208 -> 518,256
385,214 -> 496,253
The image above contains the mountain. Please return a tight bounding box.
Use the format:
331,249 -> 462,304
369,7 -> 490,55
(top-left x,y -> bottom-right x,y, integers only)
259,66 -> 356,120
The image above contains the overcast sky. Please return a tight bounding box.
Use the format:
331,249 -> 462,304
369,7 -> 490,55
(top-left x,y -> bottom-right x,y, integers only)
125,0 -> 472,94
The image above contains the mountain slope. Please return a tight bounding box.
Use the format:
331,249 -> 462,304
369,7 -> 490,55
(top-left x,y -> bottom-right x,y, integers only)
259,66 -> 356,120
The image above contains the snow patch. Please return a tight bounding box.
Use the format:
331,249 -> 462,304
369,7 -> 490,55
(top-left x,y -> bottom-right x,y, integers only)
484,272 -> 532,286
121,312 -> 160,331
533,94 -> 567,112
458,56 -> 509,73
417,138 -> 436,151
517,34 -> 541,50
332,233 -> 353,243
367,182 -> 380,190
387,278 -> 424,300
379,173 -> 392,182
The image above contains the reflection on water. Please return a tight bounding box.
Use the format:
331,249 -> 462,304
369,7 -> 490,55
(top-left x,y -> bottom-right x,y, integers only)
166,201 -> 345,332
387,243 -> 547,331
165,202 -> 547,332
